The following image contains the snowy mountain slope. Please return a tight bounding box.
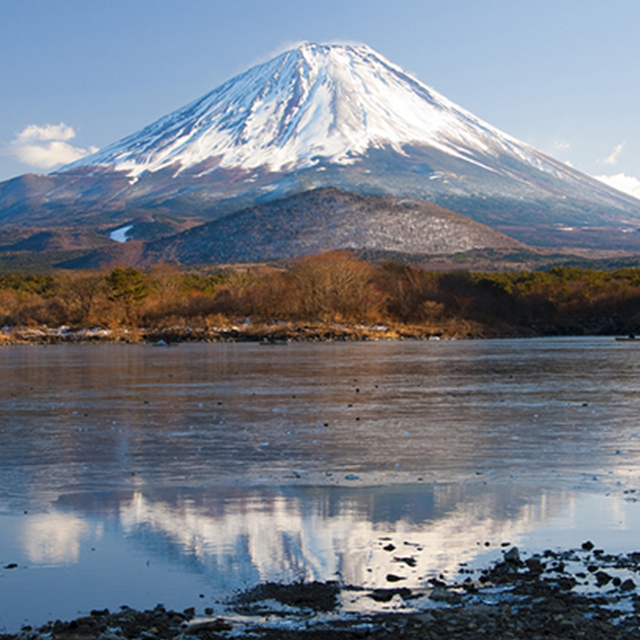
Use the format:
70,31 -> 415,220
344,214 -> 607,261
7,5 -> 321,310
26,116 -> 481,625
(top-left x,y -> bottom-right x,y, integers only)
63,43 -> 558,180
2,42 -> 640,253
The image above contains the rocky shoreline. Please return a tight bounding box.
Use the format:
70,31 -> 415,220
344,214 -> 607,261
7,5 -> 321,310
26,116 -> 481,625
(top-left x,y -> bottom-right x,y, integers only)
0,321 -> 479,346
5,544 -> 640,639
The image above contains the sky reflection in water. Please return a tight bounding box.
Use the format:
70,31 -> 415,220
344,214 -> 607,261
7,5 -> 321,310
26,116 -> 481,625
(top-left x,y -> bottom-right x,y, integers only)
2,338 -> 640,630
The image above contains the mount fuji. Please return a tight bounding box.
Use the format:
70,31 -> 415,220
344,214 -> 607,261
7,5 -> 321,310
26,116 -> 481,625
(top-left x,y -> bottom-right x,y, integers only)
2,42 -> 640,258
62,43 -> 560,177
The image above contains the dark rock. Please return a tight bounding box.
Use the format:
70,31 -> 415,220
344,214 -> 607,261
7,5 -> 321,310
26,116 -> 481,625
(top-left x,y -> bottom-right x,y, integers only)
385,574 -> 406,582
368,588 -> 412,603
230,580 -> 341,613
621,578 -> 636,591
393,557 -> 417,568
525,558 -> 544,574
429,586 -> 461,604
555,577 -> 577,590
504,547 -> 520,563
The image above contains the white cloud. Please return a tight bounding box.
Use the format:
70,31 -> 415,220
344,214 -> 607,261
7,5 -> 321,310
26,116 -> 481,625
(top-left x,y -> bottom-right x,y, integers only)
16,123 -> 76,143
8,122 -> 98,169
595,173 -> 640,200
554,140 -> 571,151
603,142 -> 625,165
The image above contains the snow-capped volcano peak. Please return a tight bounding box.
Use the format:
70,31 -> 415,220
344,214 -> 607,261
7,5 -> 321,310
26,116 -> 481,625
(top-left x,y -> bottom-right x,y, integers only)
6,42 -> 640,253
62,42 -> 543,177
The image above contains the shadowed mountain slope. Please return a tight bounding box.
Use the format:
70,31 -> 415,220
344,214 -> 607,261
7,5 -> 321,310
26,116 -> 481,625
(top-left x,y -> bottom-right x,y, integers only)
141,188 -> 524,265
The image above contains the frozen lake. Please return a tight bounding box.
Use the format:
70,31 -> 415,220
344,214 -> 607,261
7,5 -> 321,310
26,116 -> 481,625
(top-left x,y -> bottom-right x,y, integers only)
2,338 -> 640,631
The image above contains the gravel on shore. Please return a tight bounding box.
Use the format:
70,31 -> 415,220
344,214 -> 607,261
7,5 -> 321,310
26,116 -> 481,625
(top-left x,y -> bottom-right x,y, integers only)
4,544 -> 640,639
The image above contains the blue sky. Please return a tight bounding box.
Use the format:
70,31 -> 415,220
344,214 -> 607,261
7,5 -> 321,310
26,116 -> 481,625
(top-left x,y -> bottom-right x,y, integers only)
1,0 -> 639,197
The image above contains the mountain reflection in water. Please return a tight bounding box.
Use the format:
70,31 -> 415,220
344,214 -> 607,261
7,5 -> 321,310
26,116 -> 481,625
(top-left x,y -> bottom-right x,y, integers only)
2,338 -> 640,631
44,484 -> 559,586
4,481 -> 639,633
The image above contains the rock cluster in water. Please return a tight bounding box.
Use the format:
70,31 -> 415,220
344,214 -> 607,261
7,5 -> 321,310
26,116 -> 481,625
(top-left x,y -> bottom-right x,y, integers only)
4,545 -> 640,640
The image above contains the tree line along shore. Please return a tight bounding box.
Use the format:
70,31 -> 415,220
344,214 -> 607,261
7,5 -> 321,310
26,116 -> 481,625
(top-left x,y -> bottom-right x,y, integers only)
1,252 -> 640,344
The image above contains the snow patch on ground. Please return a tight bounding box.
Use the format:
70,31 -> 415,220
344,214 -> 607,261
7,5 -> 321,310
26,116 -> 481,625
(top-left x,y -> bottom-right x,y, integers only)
109,224 -> 133,243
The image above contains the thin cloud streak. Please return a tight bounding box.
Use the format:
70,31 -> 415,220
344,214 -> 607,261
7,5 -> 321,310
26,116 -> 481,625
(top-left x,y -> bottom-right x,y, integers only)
603,142 -> 625,165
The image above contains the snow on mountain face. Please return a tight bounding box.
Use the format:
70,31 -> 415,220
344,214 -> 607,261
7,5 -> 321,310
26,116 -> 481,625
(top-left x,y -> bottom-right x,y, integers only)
62,43 -> 552,178
23,41 -> 637,253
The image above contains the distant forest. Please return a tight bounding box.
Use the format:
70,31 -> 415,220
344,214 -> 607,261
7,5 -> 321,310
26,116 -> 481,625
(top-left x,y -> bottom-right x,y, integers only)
1,252 -> 640,341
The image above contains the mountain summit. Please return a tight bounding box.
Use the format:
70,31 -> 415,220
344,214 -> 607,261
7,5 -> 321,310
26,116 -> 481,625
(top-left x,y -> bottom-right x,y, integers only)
2,42 -> 640,252
64,43 -> 548,178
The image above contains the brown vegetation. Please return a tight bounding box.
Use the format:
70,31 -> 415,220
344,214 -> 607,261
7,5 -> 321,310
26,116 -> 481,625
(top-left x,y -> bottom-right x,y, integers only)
1,253 -> 640,343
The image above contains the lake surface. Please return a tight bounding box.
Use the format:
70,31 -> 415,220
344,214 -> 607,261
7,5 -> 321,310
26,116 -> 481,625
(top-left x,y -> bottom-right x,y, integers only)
2,338 -> 640,631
